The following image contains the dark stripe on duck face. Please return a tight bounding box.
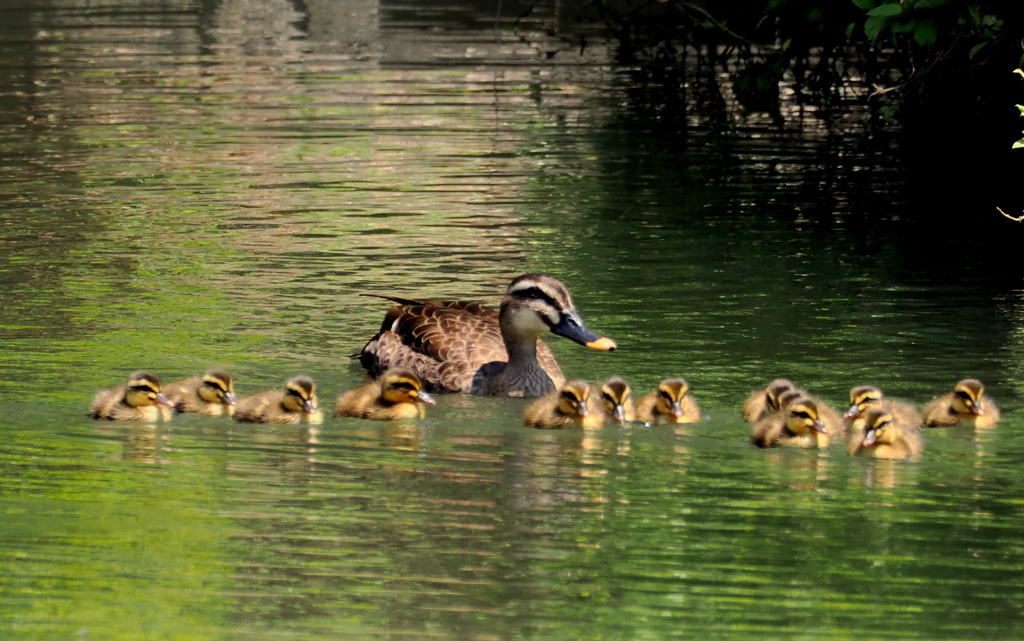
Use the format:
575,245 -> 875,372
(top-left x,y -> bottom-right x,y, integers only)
388,381 -> 419,392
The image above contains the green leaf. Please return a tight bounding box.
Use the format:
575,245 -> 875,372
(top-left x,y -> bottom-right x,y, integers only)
891,19 -> 915,34
1017,104 -> 1024,115
914,0 -> 949,9
851,0 -> 876,10
915,19 -> 939,47
1014,137 -> 1024,149
867,4 -> 904,17
968,41 -> 988,59
864,15 -> 889,40
846,22 -> 857,40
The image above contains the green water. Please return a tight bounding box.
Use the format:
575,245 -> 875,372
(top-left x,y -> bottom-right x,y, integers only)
3,1 -> 1024,639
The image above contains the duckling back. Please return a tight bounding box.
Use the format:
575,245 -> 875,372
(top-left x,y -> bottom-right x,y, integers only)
234,376 -> 323,425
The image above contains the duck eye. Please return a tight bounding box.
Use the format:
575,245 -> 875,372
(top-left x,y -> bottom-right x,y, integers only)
955,391 -> 971,401
793,411 -> 811,420
603,393 -> 614,403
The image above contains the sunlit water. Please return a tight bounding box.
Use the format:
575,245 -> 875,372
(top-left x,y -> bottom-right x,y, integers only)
3,1 -> 1024,639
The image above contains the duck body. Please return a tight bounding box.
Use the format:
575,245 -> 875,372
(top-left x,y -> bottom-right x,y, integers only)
163,370 -> 236,416
358,275 -> 615,398
90,371 -> 174,422
751,396 -> 829,448
850,409 -> 924,460
922,378 -> 1000,429
637,378 -> 701,424
524,380 -> 604,429
335,369 -> 436,421
234,376 -> 323,425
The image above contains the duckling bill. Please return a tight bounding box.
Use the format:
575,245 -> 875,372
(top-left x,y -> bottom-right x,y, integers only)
335,369 -> 436,421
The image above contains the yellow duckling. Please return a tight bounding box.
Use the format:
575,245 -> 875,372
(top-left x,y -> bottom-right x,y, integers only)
844,385 -> 921,440
233,375 -> 323,424
922,378 -> 1000,429
334,369 -> 436,420
597,377 -> 636,423
523,380 -> 604,429
637,377 -> 701,424
163,369 -> 236,416
89,371 -> 174,422
850,408 -> 924,459
750,396 -> 829,448
742,378 -> 796,422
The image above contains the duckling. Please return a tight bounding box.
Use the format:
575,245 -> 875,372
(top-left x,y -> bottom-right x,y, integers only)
89,371 -> 174,421
597,377 -> 636,423
750,396 -> 829,448
922,378 -> 1000,429
334,369 -> 436,420
523,380 -> 604,429
850,408 -> 924,459
358,274 -> 616,398
636,378 -> 701,424
163,369 -> 236,416
742,378 -> 796,422
844,385 -> 921,436
233,375 -> 323,424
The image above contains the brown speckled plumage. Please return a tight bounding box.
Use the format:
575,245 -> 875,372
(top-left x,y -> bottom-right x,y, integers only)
358,275 -> 615,398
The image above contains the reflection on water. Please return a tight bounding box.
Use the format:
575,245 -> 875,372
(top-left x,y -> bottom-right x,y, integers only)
2,0 -> 1024,639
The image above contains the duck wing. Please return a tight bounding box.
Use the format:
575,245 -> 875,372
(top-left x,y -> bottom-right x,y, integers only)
359,300 -> 562,394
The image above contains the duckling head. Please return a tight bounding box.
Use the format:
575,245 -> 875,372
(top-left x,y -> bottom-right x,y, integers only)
124,371 -> 173,408
846,385 -> 883,419
557,380 -> 593,418
952,378 -> 986,416
283,376 -> 318,414
199,370 -> 235,406
784,397 -> 827,437
599,377 -> 632,422
861,409 -> 896,447
380,369 -> 436,406
654,378 -> 690,419
500,274 -> 616,351
764,378 -> 795,413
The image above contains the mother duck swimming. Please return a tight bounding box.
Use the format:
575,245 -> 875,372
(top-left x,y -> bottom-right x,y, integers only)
358,274 -> 616,397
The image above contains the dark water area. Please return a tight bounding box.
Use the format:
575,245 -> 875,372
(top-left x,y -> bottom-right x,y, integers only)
3,0 -> 1024,639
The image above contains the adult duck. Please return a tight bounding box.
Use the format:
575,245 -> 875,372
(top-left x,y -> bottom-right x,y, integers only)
358,274 -> 616,397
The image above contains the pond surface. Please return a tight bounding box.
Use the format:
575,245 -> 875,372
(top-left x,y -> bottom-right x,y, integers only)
3,1 -> 1024,639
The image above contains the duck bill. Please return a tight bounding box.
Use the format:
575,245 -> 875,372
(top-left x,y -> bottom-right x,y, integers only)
845,404 -> 861,419
303,399 -> 317,414
811,420 -> 827,435
670,401 -> 684,418
862,429 -> 878,447
970,402 -> 985,416
576,401 -> 591,418
550,311 -> 616,351
155,393 -> 174,407
416,391 -> 437,406
223,392 -> 236,406
613,404 -> 626,423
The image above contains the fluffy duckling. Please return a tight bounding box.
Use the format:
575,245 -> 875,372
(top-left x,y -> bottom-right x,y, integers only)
163,369 -> 236,416
844,385 -> 921,435
597,377 -> 636,423
524,380 -> 604,429
742,378 -> 796,422
90,371 -> 174,421
922,378 -> 1000,429
334,369 -> 436,420
233,375 -> 323,424
750,396 -> 829,448
637,377 -> 701,424
850,408 -> 924,459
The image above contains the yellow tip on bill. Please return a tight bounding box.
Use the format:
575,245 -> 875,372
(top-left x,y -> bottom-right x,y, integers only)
586,337 -> 617,351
